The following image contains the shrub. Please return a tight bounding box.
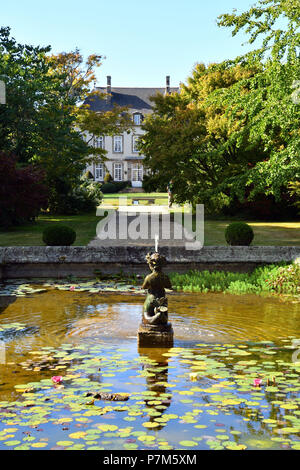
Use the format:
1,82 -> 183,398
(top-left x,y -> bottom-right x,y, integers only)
169,263 -> 299,295
0,152 -> 48,227
101,182 -> 116,194
265,263 -> 300,294
42,225 -> 76,246
225,222 -> 254,246
83,170 -> 94,180
142,173 -> 167,193
222,192 -> 298,220
289,182 -> 300,213
101,181 -> 129,194
104,172 -> 113,183
48,176 -> 102,215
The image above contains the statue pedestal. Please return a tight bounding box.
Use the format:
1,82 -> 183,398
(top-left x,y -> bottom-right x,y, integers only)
137,322 -> 174,348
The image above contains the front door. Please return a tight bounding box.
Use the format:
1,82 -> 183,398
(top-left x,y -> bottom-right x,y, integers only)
131,163 -> 143,187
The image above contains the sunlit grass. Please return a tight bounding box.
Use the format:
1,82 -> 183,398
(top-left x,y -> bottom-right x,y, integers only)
0,208 -> 299,247
0,212 -> 101,246
101,192 -> 168,206
202,220 -> 300,246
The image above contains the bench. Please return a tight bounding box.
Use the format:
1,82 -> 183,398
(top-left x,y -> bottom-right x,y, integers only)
131,197 -> 156,205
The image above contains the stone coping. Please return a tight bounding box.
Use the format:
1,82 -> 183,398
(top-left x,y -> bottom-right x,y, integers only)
0,245 -> 299,265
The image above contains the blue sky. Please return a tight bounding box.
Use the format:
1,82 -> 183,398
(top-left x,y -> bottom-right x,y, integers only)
2,0 -> 257,87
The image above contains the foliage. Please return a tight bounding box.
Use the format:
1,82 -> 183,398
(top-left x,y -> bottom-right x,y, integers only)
140,64 -> 267,210
0,152 -> 48,227
101,181 -> 129,194
140,1 -> 300,213
46,49 -> 133,162
265,262 -> 300,293
142,173 -> 167,193
170,262 -> 300,295
42,225 -> 76,246
225,222 -> 254,246
222,191 -> 299,220
289,181 -> 300,212
49,175 -> 102,215
215,0 -> 300,202
0,27 -> 90,177
104,172 -> 113,183
0,28 -> 132,216
83,171 -> 94,180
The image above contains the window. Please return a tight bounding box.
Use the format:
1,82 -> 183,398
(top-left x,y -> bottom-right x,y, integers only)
114,163 -> 123,181
95,163 -> 104,181
132,135 -> 140,153
132,163 -> 143,182
113,135 -> 123,153
133,113 -> 143,125
94,136 -> 104,149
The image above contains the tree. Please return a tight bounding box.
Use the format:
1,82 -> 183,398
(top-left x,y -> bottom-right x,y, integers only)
289,182 -> 300,212
216,0 -> 300,202
0,152 -> 48,227
140,0 -> 300,212
0,27 -> 92,211
0,28 -> 133,215
140,63 -> 266,210
47,50 -> 133,162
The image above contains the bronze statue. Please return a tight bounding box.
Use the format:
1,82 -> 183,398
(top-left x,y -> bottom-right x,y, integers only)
142,252 -> 172,326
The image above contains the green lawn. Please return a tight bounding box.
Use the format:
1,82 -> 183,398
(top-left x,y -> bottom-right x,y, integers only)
0,206 -> 299,247
0,213 -> 100,247
203,220 -> 300,246
102,192 -> 168,206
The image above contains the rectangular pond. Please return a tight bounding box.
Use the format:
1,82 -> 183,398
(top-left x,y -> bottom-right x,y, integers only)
0,278 -> 299,450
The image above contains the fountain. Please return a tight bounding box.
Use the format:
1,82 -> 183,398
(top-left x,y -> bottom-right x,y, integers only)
137,237 -> 174,347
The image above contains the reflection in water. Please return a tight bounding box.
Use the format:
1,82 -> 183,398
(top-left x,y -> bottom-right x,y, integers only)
0,286 -> 299,450
0,288 -> 299,404
0,296 -> 16,315
0,289 -> 299,352
138,347 -> 172,430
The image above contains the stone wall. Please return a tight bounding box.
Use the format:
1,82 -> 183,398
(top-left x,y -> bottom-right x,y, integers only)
0,246 -> 299,279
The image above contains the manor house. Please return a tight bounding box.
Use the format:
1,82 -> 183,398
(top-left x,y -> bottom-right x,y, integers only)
84,76 -> 178,187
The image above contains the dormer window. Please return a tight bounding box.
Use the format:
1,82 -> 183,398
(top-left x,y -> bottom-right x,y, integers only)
133,113 -> 143,125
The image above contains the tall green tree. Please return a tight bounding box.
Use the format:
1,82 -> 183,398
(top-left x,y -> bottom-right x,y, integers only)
0,28 -> 132,214
140,0 -> 300,212
0,27 -> 90,196
140,63 -> 265,210
216,0 -> 300,201
47,50 -> 133,161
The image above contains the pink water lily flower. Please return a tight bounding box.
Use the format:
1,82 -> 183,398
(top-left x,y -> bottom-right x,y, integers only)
253,378 -> 262,387
70,286 -> 75,291
51,376 -> 63,384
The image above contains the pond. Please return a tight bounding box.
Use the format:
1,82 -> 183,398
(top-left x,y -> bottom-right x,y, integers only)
0,279 -> 300,450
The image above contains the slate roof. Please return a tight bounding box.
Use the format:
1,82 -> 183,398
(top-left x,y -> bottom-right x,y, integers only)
84,87 -> 179,112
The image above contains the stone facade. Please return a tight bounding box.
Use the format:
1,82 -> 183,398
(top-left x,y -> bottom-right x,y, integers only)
84,77 -> 178,187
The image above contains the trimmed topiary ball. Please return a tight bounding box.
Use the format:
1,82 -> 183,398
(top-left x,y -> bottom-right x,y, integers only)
225,222 -> 254,246
42,225 -> 76,246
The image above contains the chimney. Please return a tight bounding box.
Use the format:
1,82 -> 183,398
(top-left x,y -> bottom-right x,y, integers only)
165,75 -> 170,95
106,76 -> 111,102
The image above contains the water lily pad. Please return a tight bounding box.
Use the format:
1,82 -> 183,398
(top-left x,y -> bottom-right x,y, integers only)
179,440 -> 198,447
